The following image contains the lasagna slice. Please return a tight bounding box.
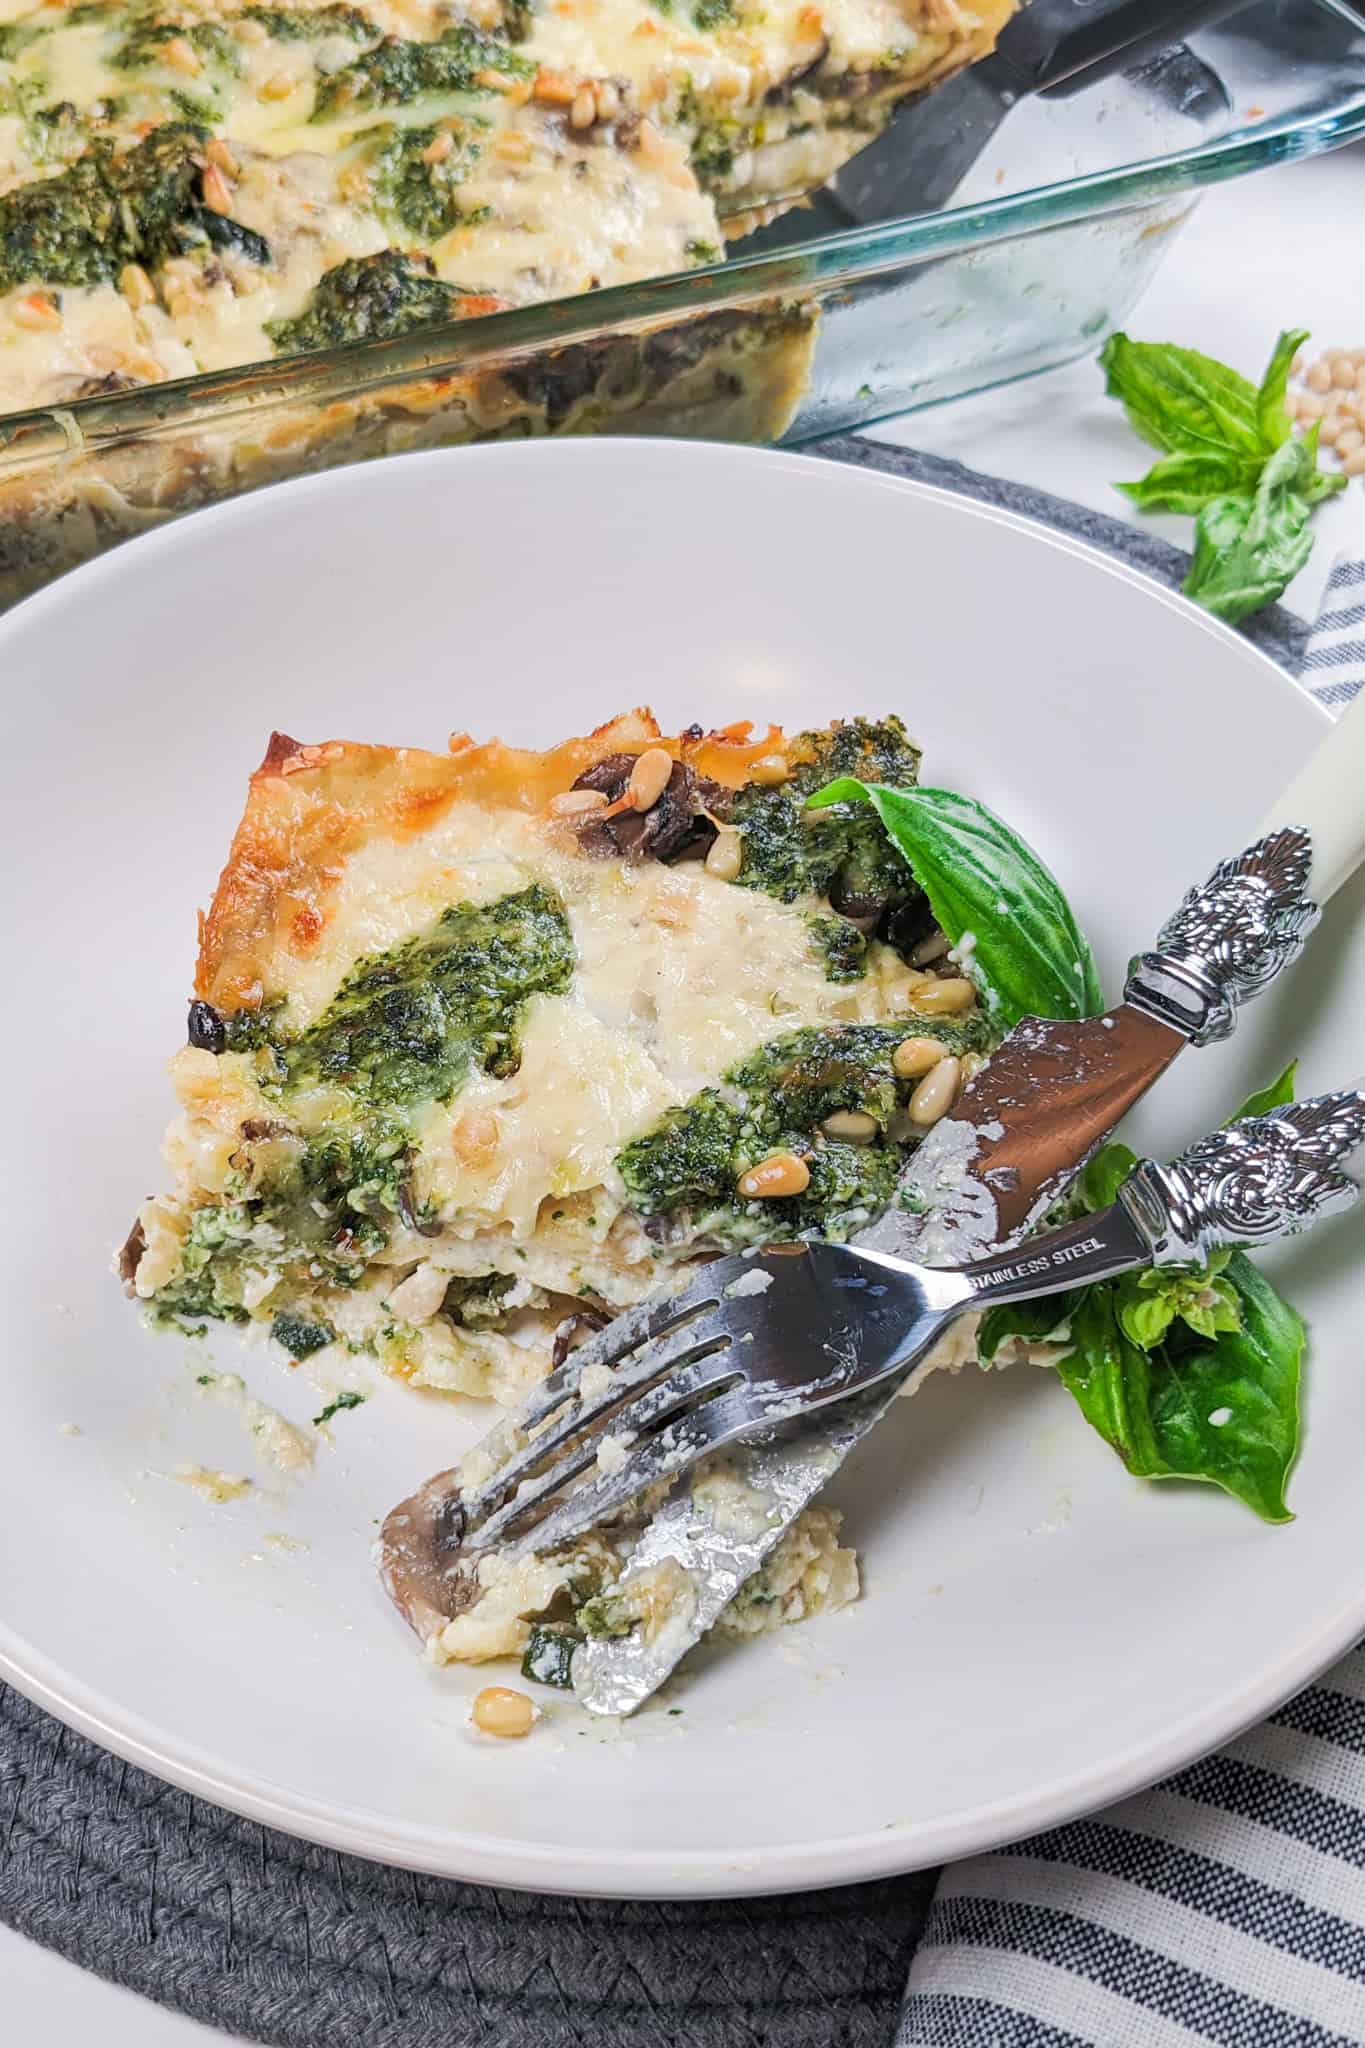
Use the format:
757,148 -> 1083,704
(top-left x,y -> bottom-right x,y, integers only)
125,710 -> 1001,1416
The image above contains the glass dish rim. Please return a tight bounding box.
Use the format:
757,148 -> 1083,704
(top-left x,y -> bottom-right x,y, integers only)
2,8 -> 1363,472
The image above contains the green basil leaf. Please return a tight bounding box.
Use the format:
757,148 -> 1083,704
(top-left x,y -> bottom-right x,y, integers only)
1255,327 -> 1309,450
803,779 -> 1104,1030
1100,331 -> 1264,461
977,1293 -> 1078,1363
1228,1060 -> 1298,1125
1117,448 -> 1259,516
1080,1141 -> 1139,1213
1056,1256 -> 1302,1523
1182,437 -> 1328,624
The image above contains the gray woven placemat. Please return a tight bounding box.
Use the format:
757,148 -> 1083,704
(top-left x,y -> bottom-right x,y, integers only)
0,434 -> 1308,2048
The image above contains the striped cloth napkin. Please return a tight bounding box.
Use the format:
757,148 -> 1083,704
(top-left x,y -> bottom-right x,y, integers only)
899,552 -> 1365,2048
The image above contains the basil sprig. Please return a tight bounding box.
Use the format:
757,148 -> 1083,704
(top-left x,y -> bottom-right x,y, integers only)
979,1064 -> 1305,1522
804,778 -> 1103,1030
1101,327 -> 1345,624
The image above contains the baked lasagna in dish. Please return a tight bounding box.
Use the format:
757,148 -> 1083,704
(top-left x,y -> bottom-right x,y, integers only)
0,0 -> 1016,409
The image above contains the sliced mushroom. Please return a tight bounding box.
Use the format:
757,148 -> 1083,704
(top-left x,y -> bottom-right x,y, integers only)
551,1307 -> 609,1369
378,1468 -> 481,1641
571,753 -> 719,863
117,1217 -> 146,1295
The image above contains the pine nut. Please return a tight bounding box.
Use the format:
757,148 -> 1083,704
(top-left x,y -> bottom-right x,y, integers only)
201,162 -> 234,215
570,86 -> 597,128
451,1109 -> 499,1160
549,788 -> 609,817
1297,392 -> 1325,419
908,1056 -> 961,1126
119,262 -> 155,308
12,293 -> 60,330
1321,414 -> 1344,447
628,747 -> 673,810
163,34 -> 201,74
884,972 -> 930,1012
910,977 -> 975,1016
705,826 -> 742,880
747,753 -> 790,785
1336,426 -> 1363,458
494,130 -> 533,162
892,1035 -> 947,1079
736,1151 -> 810,1200
1343,446 -> 1365,476
910,931 -> 950,966
472,1686 -> 535,1738
235,14 -> 269,39
533,67 -> 578,104
595,79 -> 621,121
821,1109 -> 878,1143
423,131 -> 455,165
1333,356 -> 1357,389
261,70 -> 294,99
1306,362 -> 1332,393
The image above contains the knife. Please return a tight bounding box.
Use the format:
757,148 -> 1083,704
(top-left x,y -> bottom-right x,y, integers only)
573,691 -> 1365,1715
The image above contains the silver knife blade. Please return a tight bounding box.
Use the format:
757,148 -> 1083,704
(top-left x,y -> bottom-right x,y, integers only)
573,829 -> 1320,1715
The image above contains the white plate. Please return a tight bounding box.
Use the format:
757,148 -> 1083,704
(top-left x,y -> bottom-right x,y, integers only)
1,439 -> 1360,1900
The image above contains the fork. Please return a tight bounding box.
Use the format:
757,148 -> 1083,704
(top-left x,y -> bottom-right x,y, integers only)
440,1088 -> 1365,1566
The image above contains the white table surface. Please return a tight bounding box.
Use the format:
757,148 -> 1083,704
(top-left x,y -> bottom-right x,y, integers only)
3,141 -> 1360,2048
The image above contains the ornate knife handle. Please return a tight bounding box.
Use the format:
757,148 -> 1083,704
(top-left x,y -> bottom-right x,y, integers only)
1118,1090 -> 1365,1267
1124,827 -> 1319,1045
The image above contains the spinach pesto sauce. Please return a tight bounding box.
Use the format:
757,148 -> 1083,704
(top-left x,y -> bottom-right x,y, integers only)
157,885 -> 573,1326
728,716 -> 924,916
615,1016 -> 991,1248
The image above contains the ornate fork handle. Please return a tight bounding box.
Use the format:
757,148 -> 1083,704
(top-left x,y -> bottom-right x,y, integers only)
1119,1090 -> 1365,1266
952,1089 -> 1365,1310
1124,826 -> 1320,1045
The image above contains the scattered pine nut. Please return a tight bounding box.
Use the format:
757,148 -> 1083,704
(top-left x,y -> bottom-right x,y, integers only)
119,262 -> 155,309
570,85 -> 597,128
747,753 -> 790,786
201,162 -> 234,215
472,1687 -> 535,1738
910,976 -> 975,1016
736,1151 -> 811,1200
12,292 -> 60,330
910,931 -> 950,966
549,788 -> 610,818
422,131 -> 455,165
163,34 -> 201,74
892,1035 -> 947,1080
820,1109 -> 878,1143
628,746 -> 673,810
704,825 -> 743,880
261,69 -> 294,98
908,1056 -> 961,1127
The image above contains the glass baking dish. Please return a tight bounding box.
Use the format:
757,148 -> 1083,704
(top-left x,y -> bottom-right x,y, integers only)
0,0 -> 1361,609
